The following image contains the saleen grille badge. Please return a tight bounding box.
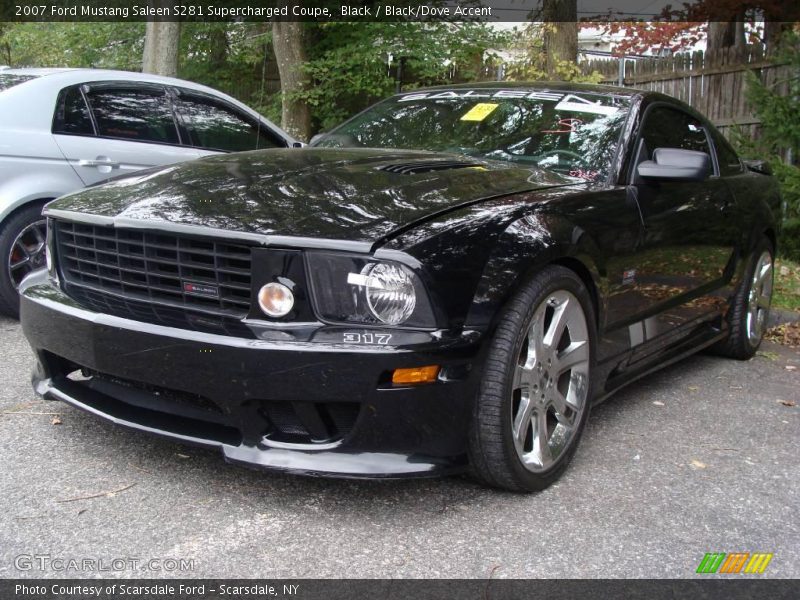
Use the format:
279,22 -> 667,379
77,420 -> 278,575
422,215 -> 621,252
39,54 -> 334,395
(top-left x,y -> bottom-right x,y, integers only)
182,280 -> 220,299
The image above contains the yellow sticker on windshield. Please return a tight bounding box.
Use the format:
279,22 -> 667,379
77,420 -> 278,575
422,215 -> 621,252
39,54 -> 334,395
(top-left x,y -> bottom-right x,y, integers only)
460,103 -> 499,122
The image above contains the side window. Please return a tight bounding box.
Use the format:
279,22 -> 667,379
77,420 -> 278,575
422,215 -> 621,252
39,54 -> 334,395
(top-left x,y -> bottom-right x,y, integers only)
84,87 -> 179,145
639,106 -> 711,159
711,130 -> 743,176
52,85 -> 94,136
175,93 -> 283,152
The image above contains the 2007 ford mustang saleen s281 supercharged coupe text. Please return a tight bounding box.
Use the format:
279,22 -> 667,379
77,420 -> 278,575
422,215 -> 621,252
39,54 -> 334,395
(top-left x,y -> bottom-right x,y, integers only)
20,83 -> 780,491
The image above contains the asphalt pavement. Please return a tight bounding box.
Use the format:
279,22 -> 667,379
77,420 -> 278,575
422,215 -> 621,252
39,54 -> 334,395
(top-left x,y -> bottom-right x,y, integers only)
1,315 -> 798,579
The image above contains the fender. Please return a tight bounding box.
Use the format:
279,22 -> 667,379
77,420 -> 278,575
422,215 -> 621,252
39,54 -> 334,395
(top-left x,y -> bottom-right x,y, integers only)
389,185 -> 610,335
726,170 -> 782,292
0,132 -> 84,222
0,171 -> 81,222
464,210 -> 605,335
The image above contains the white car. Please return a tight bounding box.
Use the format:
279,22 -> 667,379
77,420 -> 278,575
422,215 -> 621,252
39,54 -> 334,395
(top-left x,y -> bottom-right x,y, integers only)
0,67 -> 298,317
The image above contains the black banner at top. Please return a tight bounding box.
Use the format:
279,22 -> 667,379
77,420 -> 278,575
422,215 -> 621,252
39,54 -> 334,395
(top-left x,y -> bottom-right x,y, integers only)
2,0 -> 800,23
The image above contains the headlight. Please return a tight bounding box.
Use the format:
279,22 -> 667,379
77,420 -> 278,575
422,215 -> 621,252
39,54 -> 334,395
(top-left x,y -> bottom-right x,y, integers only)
306,252 -> 435,328
353,262 -> 416,325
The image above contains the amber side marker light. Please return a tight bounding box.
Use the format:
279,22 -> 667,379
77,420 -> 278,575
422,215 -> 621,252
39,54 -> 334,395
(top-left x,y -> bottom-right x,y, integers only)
392,365 -> 440,385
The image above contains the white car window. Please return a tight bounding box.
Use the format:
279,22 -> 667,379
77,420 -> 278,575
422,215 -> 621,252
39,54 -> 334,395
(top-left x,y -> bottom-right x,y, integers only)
175,93 -> 283,152
85,87 -> 180,145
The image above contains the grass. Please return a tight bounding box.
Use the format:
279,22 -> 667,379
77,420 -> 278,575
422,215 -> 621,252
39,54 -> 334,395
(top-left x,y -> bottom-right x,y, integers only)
774,257 -> 800,312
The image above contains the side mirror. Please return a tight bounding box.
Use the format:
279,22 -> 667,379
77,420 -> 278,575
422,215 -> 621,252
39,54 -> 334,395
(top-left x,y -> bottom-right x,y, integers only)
309,133 -> 326,146
291,141 -> 306,148
637,148 -> 711,182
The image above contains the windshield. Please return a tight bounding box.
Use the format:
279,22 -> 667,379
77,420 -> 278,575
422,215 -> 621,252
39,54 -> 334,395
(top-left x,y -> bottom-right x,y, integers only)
315,88 -> 630,181
0,73 -> 40,92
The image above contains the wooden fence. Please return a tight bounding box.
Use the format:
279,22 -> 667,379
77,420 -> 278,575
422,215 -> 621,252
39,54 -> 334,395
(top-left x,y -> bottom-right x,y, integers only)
579,45 -> 792,143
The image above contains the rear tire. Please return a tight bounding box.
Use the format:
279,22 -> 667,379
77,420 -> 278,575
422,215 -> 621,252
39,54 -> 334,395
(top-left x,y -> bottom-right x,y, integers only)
0,202 -> 48,318
713,237 -> 774,360
468,266 -> 596,492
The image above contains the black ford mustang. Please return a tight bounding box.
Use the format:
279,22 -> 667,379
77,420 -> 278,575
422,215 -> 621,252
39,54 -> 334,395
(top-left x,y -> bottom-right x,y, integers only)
20,83 -> 780,492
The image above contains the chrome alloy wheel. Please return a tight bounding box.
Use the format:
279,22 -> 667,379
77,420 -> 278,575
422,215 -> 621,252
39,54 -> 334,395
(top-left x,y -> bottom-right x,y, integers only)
746,250 -> 773,346
7,219 -> 47,289
511,290 -> 590,472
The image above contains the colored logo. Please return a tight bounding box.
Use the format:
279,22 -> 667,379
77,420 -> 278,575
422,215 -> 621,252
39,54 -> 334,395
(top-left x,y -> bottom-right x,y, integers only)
696,552 -> 773,574
181,280 -> 220,299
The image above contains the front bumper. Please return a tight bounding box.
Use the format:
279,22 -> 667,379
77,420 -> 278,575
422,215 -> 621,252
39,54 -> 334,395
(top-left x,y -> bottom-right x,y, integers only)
20,271 -> 485,478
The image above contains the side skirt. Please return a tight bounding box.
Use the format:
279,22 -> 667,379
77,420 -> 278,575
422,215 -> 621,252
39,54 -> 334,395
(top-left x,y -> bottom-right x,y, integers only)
592,326 -> 728,406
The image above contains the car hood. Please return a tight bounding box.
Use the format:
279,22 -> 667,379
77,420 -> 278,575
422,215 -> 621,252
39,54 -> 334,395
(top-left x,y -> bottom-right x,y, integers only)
47,148 -> 567,245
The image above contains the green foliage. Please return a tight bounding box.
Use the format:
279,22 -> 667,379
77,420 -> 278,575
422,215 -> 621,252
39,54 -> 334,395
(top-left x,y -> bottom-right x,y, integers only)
177,23 -> 270,103
299,22 -> 507,131
0,22 -> 144,69
734,31 -> 800,260
779,218 -> 800,262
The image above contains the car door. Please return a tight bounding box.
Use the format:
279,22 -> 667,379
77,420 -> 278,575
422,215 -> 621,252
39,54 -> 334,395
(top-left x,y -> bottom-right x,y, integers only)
617,104 -> 739,356
171,88 -> 288,156
52,83 -> 198,186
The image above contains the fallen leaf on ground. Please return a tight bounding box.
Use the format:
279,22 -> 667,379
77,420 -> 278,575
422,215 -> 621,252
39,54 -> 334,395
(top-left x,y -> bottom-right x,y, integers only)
177,453 -> 190,459
50,416 -> 62,425
765,322 -> 800,348
653,401 -> 665,406
690,459 -> 707,469
778,400 -> 797,407
688,386 -> 698,391
786,365 -> 797,371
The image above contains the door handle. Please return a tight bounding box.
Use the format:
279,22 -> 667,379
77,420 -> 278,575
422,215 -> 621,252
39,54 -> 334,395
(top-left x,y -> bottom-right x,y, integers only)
79,159 -> 120,168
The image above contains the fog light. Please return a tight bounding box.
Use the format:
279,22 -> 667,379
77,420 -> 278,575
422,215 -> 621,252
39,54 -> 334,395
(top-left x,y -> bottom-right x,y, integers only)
258,282 -> 294,317
392,365 -> 440,385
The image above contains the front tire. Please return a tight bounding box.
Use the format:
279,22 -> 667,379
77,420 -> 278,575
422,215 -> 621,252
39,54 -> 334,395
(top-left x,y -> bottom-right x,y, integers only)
0,202 -> 48,318
468,266 -> 595,492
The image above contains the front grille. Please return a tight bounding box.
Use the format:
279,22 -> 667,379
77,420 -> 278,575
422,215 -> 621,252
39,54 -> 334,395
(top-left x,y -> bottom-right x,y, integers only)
55,220 -> 253,318
65,286 -> 253,337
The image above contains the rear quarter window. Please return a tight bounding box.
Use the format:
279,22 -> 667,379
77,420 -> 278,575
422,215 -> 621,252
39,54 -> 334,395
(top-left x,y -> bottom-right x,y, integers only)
52,85 -> 95,136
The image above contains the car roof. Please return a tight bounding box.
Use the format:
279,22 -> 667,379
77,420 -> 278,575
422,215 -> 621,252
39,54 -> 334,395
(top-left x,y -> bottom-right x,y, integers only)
0,67 -> 232,94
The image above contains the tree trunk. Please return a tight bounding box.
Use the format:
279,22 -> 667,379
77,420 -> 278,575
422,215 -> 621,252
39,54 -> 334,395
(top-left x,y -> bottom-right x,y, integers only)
763,21 -> 790,56
272,21 -> 311,141
142,17 -> 181,77
707,18 -> 746,65
542,0 -> 578,79
208,26 -> 228,69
